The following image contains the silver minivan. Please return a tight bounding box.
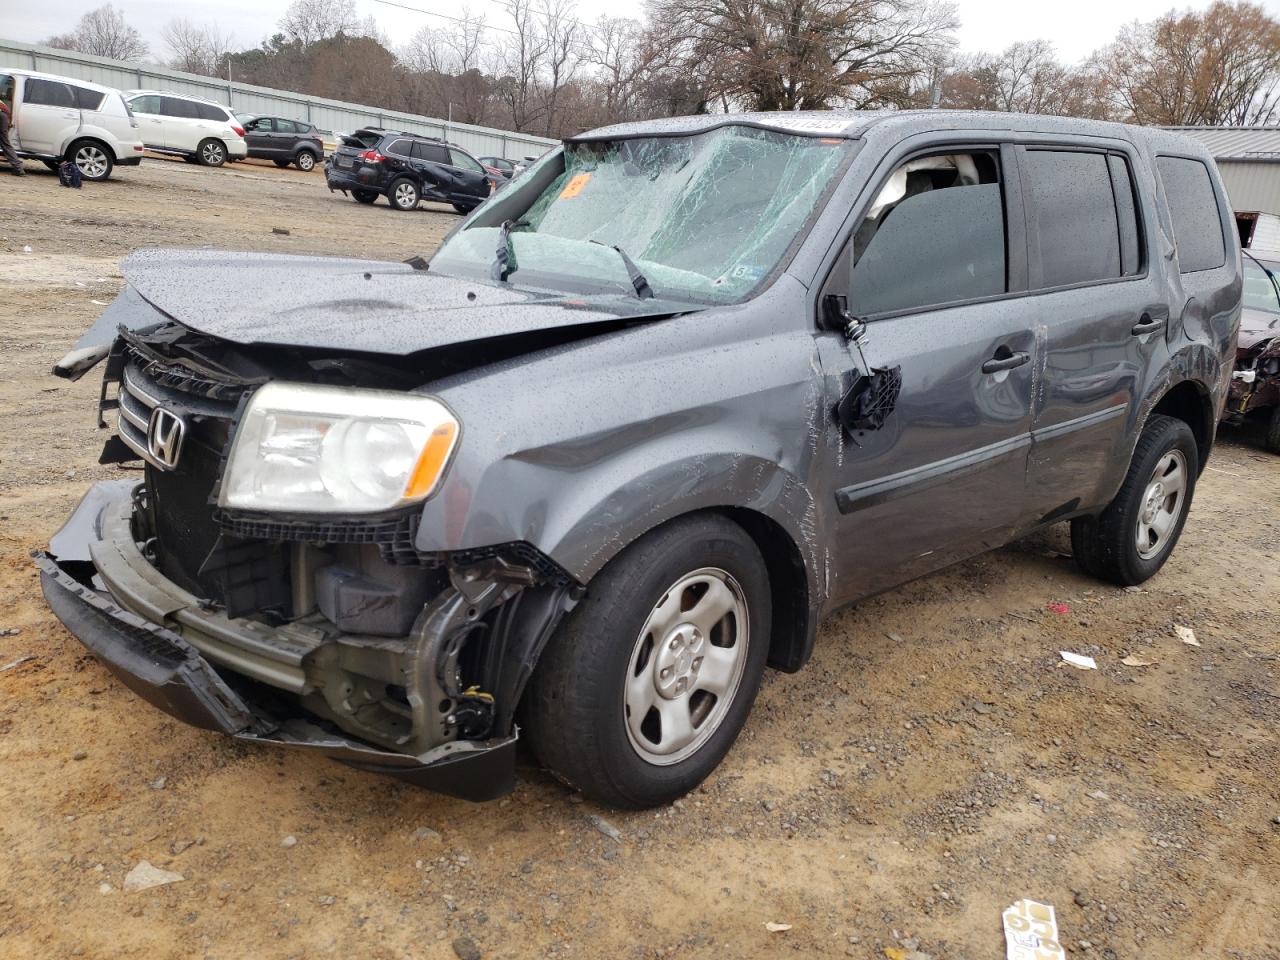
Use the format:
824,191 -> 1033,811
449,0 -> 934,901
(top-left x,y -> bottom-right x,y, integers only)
1,69 -> 143,181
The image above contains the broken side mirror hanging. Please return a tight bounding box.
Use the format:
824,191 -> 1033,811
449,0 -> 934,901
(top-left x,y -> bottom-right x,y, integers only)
823,294 -> 902,437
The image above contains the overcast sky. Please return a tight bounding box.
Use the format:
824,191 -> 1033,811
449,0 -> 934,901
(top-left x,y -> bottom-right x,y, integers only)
9,0 -> 1280,64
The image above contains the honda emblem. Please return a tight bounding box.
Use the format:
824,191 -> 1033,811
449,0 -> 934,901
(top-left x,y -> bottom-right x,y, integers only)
146,407 -> 186,470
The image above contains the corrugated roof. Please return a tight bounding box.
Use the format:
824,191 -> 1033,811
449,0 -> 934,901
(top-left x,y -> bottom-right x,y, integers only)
1162,126 -> 1280,161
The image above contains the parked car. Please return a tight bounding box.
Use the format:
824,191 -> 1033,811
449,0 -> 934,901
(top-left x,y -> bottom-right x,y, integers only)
326,128 -> 496,212
39,111 -> 1239,809
124,90 -> 247,166
478,156 -> 518,179
0,69 -> 143,181
1224,248 -> 1280,450
239,114 -> 325,171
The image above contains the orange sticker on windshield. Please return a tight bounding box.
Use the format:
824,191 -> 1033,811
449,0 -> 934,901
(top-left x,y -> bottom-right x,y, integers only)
559,173 -> 591,198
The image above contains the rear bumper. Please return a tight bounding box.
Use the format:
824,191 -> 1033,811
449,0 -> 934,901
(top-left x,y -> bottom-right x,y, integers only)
35,483 -> 516,801
326,167 -> 377,193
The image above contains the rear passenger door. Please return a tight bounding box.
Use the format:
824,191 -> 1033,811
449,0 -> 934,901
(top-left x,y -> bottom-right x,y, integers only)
818,139 -> 1040,603
16,76 -> 80,155
1018,143 -> 1166,513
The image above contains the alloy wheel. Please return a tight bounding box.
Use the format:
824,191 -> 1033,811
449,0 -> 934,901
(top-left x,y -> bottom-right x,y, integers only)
1135,449 -> 1187,560
202,142 -> 224,165
394,182 -> 417,208
623,567 -> 749,765
74,145 -> 108,179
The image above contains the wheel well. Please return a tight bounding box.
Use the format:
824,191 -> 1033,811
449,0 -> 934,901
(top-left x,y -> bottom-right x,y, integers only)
719,507 -> 813,673
66,137 -> 115,162
1150,380 -> 1214,472
296,146 -> 318,157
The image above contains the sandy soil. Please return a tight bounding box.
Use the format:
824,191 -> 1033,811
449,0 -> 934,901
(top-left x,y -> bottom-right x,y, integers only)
1,155 -> 1278,960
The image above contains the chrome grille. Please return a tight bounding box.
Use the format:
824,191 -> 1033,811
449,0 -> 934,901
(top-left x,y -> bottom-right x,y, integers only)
115,365 -> 166,469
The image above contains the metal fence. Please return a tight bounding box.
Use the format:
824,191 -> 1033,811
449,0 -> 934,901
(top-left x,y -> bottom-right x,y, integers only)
0,38 -> 557,161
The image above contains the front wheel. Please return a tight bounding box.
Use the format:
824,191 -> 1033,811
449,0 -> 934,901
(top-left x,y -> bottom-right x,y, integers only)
69,140 -> 112,181
197,139 -> 226,167
524,514 -> 771,808
1071,414 -> 1198,585
1266,405 -> 1280,454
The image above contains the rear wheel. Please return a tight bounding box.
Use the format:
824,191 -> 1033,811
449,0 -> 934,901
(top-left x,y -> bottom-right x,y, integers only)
295,150 -> 317,172
1071,414 -> 1198,585
352,189 -> 378,205
388,177 -> 420,211
524,514 -> 771,808
69,140 -> 112,181
197,139 -> 226,167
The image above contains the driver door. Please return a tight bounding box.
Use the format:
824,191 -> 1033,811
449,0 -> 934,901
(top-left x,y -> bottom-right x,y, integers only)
818,141 -> 1039,604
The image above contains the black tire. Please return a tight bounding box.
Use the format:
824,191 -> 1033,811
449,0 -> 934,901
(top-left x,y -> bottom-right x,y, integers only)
352,189 -> 378,205
453,202 -> 477,215
388,177 -> 420,211
183,155 -> 201,164
295,150 -> 317,172
524,513 -> 771,809
1071,414 -> 1198,585
68,139 -> 113,181
1266,405 -> 1280,454
273,159 -> 291,168
197,139 -> 226,167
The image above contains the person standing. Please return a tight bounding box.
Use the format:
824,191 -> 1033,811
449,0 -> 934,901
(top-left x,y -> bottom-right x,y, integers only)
0,98 -> 24,175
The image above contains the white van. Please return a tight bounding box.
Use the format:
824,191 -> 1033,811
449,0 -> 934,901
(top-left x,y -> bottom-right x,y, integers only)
0,69 -> 144,181
124,90 -> 248,167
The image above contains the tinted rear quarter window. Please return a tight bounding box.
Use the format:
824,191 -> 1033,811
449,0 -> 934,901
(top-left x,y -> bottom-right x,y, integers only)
1024,150 -> 1120,287
25,78 -> 76,108
70,85 -> 105,110
1157,156 -> 1226,273
413,141 -> 449,163
385,138 -> 413,157
197,102 -> 228,121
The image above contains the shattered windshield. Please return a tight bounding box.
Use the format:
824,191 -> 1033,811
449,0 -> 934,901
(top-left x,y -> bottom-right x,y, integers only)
430,126 -> 855,304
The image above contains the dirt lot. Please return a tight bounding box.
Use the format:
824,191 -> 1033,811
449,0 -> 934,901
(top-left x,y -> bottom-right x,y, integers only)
1,155 -> 1278,960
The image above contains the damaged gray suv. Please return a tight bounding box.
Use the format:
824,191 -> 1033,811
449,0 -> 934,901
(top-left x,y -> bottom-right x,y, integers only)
38,111 -> 1240,808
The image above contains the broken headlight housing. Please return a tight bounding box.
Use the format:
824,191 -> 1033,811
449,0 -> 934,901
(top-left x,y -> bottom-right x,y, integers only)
219,383 -> 459,513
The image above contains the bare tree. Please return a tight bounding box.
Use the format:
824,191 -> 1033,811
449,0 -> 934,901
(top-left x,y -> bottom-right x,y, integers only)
644,0 -> 958,111
163,19 -> 236,77
1096,0 -> 1280,125
44,4 -> 149,61
494,0 -> 550,131
940,40 -> 1113,118
539,0 -> 580,136
280,0 -> 360,47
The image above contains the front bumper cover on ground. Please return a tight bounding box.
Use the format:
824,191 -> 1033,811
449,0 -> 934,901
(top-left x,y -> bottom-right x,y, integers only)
34,487 -> 517,802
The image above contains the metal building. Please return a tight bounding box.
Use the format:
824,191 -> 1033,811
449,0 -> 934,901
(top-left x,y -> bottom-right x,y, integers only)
1163,126 -> 1280,247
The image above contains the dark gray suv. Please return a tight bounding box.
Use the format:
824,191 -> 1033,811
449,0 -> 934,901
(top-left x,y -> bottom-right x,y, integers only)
38,111 -> 1240,808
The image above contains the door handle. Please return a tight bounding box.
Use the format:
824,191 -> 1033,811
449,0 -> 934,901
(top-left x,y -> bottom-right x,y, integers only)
1131,314 -> 1167,336
982,350 -> 1030,374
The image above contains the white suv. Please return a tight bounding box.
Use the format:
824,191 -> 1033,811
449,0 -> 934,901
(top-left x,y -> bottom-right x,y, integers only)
0,69 -> 144,181
124,90 -> 248,167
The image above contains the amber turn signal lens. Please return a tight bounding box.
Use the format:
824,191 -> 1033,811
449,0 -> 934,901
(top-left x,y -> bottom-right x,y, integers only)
403,421 -> 459,499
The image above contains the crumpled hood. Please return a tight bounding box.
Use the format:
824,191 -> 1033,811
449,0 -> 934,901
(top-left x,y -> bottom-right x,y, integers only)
87,249 -> 692,355
1239,306 -> 1280,351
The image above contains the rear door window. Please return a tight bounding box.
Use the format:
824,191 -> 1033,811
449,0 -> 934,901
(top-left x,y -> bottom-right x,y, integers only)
1157,156 -> 1226,273
844,151 -> 1007,317
1023,150 -> 1122,287
413,141 -> 449,163
162,97 -> 200,119
276,119 -> 297,134
25,78 -> 77,108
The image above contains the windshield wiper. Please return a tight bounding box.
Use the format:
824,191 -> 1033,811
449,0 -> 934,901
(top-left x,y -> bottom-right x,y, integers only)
491,218 -> 529,282
591,241 -> 653,300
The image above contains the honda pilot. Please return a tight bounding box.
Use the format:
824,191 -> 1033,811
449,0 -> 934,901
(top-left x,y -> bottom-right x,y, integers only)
39,111 -> 1240,809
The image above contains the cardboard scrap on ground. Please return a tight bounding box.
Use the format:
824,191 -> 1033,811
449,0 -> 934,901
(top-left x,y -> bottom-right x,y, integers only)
1174,625 -> 1201,647
1002,898 -> 1065,960
1059,651 -> 1097,670
1121,654 -> 1155,667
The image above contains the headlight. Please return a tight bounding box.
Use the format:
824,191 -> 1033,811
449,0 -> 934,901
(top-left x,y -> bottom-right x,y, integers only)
219,383 -> 459,513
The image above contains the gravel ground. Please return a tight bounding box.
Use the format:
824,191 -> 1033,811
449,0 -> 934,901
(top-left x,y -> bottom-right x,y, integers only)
1,155 -> 1278,960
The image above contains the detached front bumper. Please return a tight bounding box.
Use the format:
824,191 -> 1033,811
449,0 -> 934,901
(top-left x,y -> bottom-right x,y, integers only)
35,482 -> 516,801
